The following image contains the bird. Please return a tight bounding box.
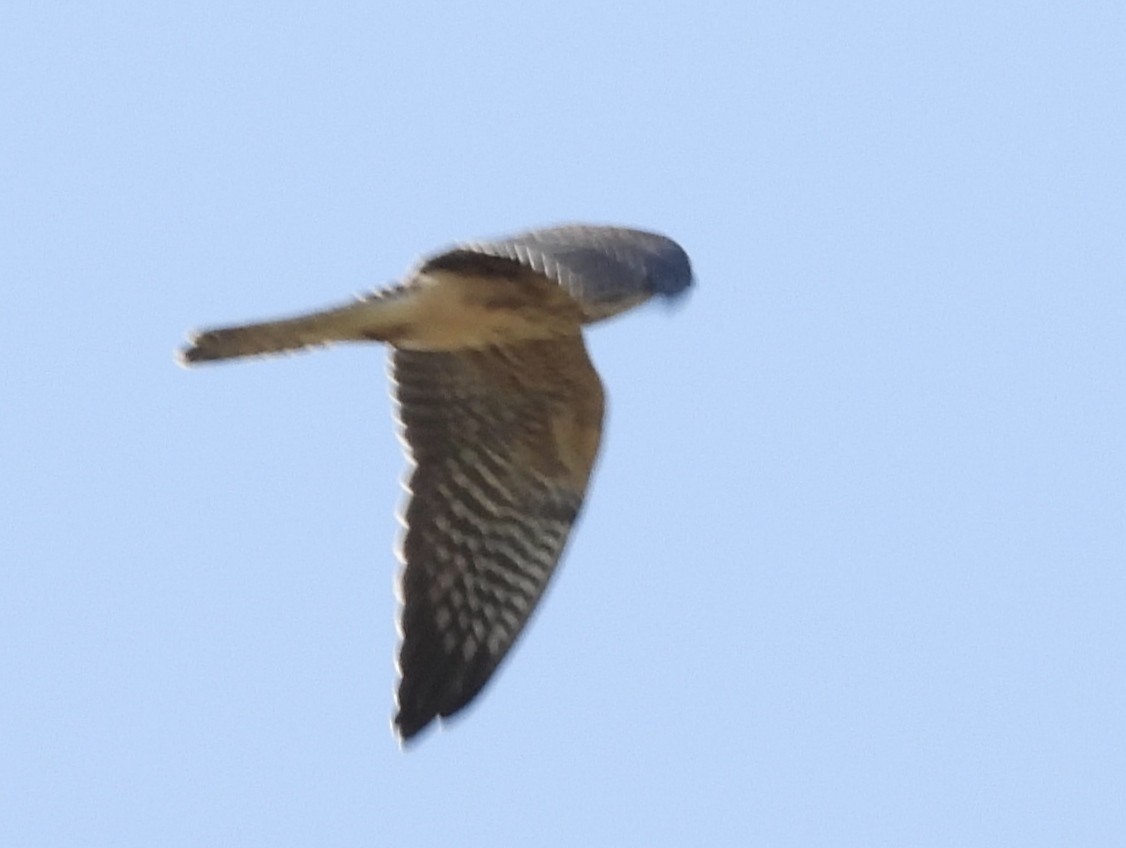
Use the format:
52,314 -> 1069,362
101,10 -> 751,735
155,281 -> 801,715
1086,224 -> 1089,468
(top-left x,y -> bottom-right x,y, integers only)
179,223 -> 693,741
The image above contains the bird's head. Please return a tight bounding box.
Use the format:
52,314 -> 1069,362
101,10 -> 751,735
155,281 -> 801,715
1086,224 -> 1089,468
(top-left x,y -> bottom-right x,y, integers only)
529,224 -> 694,321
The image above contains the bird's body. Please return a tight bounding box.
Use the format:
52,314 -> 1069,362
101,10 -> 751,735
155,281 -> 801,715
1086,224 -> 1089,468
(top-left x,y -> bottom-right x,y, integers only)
180,224 -> 692,741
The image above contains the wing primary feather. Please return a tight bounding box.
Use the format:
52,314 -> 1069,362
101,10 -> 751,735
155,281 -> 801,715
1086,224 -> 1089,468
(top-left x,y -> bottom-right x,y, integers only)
391,340 -> 602,740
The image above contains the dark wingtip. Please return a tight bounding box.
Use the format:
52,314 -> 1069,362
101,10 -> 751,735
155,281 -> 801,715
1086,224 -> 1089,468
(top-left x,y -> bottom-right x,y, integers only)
393,708 -> 435,745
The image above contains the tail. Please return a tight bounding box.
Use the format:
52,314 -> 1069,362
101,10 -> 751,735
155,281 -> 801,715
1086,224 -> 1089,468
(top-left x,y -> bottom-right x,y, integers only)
179,291 -> 410,365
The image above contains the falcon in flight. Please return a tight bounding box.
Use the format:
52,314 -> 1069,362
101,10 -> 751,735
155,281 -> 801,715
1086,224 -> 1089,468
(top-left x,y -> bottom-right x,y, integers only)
179,224 -> 693,741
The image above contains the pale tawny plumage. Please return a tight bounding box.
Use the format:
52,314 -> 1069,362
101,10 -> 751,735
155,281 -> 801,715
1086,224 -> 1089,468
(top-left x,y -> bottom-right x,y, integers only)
179,224 -> 693,741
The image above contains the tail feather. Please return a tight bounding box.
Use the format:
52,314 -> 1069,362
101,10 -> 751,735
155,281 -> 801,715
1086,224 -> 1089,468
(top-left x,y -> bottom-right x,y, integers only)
180,313 -> 344,363
179,293 -> 407,365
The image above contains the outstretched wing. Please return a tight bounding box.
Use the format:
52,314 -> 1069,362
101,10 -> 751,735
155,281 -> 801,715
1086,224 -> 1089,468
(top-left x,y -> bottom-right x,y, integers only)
391,336 -> 604,740
420,224 -> 694,322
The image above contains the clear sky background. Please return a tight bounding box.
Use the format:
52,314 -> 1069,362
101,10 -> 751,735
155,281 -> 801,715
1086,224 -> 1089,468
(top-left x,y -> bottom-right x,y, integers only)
3,2 -> 1124,846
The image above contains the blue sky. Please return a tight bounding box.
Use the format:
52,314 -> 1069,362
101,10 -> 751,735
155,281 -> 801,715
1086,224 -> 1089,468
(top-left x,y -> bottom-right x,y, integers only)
3,2 -> 1124,845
